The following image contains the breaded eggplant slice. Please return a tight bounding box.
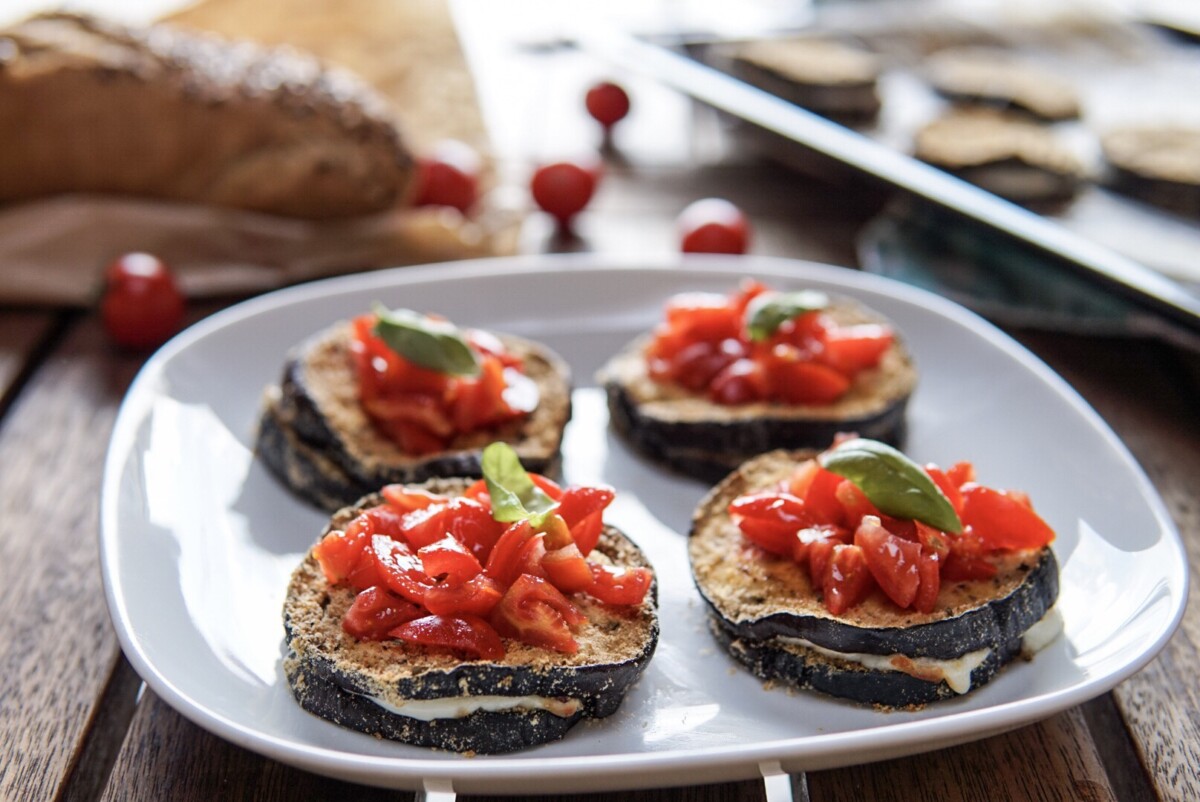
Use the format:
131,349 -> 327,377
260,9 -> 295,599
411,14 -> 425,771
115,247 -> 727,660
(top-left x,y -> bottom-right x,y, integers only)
689,450 -> 1059,707
257,321 -> 571,510
283,480 -> 659,754
1102,126 -> 1200,218
599,298 -> 917,483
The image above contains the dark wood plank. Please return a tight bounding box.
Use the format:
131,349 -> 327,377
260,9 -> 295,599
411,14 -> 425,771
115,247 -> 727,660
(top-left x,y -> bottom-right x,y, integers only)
0,312 -> 142,801
1013,333 -> 1200,802
0,310 -> 59,405
101,692 -> 406,802
808,708 -> 1115,802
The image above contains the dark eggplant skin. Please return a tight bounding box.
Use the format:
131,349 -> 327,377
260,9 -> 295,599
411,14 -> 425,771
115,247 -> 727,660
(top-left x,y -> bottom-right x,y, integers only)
282,484 -> 659,754
255,320 -> 571,511
707,614 -> 1027,708
689,448 -> 1060,706
605,378 -> 909,484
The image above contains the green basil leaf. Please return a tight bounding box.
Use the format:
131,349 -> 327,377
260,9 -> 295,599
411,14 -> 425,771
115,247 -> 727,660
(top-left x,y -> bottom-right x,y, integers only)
819,438 -> 963,534
745,290 -> 829,342
373,305 -> 480,376
481,442 -> 558,527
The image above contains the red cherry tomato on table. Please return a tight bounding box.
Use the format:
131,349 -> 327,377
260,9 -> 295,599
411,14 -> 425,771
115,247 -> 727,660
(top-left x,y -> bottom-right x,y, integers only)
530,159 -> 601,229
100,253 -> 186,350
412,139 -> 482,214
585,81 -> 631,131
677,198 -> 751,254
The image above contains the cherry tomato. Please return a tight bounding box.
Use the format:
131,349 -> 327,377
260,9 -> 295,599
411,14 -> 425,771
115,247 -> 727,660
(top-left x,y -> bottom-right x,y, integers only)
418,535 -> 483,585
542,543 -> 594,593
960,484 -> 1056,550
100,253 -> 185,350
422,573 -> 505,618
530,159 -> 601,228
491,574 -> 584,654
677,198 -> 751,254
584,81 -> 631,130
412,139 -> 482,214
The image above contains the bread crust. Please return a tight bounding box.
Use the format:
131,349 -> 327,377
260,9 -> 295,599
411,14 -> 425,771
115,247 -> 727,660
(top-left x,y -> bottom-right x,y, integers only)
0,13 -> 413,218
283,482 -> 659,753
689,449 -> 1059,706
256,321 -> 572,510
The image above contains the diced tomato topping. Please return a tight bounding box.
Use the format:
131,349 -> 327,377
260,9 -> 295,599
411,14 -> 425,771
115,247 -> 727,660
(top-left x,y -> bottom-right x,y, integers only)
644,283 -> 892,406
822,544 -> 874,615
855,516 -> 923,609
960,484 -> 1056,550
835,479 -> 879,527
736,516 -> 801,557
941,552 -> 998,581
484,520 -> 537,586
343,586 -> 424,640
924,464 -> 964,515
418,535 -> 483,584
381,484 -> 449,512
492,574 -> 584,654
352,312 -> 536,454
321,472 -> 647,658
913,552 -> 941,614
422,573 -> 505,617
569,510 -> 604,556
808,537 -> 837,592
915,521 -> 951,562
369,534 -> 436,605
792,525 -> 850,566
390,614 -> 505,661
802,465 -> 847,527
587,563 -> 653,605
556,484 -> 615,526
542,543 -> 595,593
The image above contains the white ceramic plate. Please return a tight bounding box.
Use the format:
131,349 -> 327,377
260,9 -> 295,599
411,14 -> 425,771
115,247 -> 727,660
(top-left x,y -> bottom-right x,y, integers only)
100,255 -> 1188,795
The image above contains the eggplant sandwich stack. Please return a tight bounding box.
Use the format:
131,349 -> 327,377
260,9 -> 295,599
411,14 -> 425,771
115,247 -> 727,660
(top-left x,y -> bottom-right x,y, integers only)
600,281 -> 918,483
282,445 -> 660,753
689,441 -> 1061,707
257,306 -> 572,511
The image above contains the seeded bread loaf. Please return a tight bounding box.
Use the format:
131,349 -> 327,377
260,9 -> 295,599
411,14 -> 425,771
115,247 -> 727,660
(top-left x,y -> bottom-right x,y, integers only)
283,481 -> 659,753
0,12 -> 413,219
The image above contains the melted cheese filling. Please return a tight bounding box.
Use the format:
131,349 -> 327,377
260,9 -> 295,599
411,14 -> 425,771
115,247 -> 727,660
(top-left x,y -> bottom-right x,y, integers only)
363,692 -> 582,722
776,607 -> 1062,695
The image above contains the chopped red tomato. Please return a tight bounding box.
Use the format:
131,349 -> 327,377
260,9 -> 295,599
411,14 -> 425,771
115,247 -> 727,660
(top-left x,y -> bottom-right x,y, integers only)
491,574 -> 585,654
484,520 -> 537,586
855,517 -> 923,609
543,543 -> 595,593
644,282 -> 892,406
352,312 -> 535,454
327,472 -> 648,658
960,484 -> 1056,550
569,510 -> 604,556
422,573 -> 505,617
343,586 -> 424,641
391,614 -> 505,661
369,535 -> 436,605
730,448 -> 1052,616
587,563 -> 653,605
418,535 -> 483,584
822,544 -> 874,615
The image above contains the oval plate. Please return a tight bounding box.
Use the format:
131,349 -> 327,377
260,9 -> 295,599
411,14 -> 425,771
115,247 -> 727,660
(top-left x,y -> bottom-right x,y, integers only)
100,255 -> 1187,794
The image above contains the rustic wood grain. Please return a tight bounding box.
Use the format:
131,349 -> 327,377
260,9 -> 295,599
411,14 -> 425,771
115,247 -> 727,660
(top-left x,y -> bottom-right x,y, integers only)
0,310 -> 59,405
0,313 -> 142,801
1015,333 -> 1200,802
807,708 -> 1115,802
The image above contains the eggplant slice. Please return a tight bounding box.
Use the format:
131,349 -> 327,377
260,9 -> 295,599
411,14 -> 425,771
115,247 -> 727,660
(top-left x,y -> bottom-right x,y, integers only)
599,298 -> 917,483
283,481 -> 659,754
256,321 -> 572,511
690,450 -> 1060,707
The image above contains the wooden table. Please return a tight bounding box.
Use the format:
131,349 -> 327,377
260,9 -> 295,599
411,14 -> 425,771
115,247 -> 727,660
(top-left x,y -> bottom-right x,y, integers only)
3,12 -> 1200,802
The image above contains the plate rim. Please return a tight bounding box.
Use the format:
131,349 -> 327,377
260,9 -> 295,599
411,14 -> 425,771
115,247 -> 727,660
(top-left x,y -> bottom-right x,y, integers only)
99,253 -> 1190,793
